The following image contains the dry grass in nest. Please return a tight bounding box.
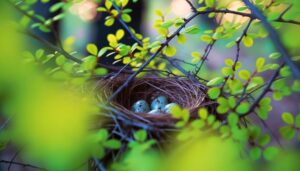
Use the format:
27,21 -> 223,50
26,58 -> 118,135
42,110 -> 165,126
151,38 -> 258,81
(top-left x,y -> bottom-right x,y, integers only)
96,76 -> 216,129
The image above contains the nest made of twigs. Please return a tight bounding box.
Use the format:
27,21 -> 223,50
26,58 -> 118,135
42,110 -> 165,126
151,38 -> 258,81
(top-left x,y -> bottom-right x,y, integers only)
97,76 -> 216,128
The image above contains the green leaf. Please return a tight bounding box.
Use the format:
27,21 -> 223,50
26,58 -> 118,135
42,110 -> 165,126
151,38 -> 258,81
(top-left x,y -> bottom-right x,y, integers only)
226,41 -> 236,48
238,70 -> 251,80
35,49 -> 44,60
217,97 -> 229,114
258,134 -> 270,146
121,0 -> 129,7
161,20 -> 173,28
105,0 -> 113,9
155,10 -> 163,17
243,35 -> 253,47
256,57 -> 265,72
198,108 -> 208,120
87,43 -> 98,56
228,96 -> 236,108
121,14 -> 132,22
163,45 -> 177,57
228,113 -> 238,127
236,102 -> 249,114
279,126 -> 296,140
94,68 -> 108,76
55,55 -> 66,66
225,59 -> 234,66
256,108 -> 269,120
250,147 -> 261,160
105,18 -> 115,26
104,139 -> 121,149
249,126 -> 261,139
208,87 -> 221,99
280,66 -> 291,77
39,25 -> 51,32
237,6 -> 248,11
93,146 -> 105,159
201,35 -> 213,43
222,67 -> 234,76
292,56 -> 300,61
292,80 -> 300,92
116,29 -> 125,40
96,129 -> 108,141
98,48 -> 108,57
207,115 -> 216,125
191,120 -> 205,129
269,52 -> 281,59
82,56 -> 97,70
296,114 -> 300,127
97,7 -> 107,12
205,0 -> 215,7
207,77 -> 224,86
50,2 -> 65,13
281,112 -> 294,125
177,34 -> 186,44
263,146 -> 279,161
176,120 -> 186,128
134,130 -> 147,142
185,25 -> 201,34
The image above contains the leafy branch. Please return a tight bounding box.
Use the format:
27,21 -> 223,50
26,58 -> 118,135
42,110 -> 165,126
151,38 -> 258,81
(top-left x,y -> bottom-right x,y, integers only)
243,0 -> 300,79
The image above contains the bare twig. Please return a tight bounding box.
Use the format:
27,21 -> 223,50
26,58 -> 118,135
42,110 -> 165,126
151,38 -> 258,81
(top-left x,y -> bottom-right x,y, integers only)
185,0 -> 197,13
0,160 -> 45,170
194,40 -> 216,75
93,158 -> 106,171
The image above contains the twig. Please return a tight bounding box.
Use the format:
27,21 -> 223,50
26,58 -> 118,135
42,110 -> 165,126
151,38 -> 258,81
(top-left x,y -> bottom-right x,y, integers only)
0,117 -> 11,131
111,2 -> 143,46
194,40 -> 216,75
93,158 -> 106,171
241,63 -> 284,117
243,0 -> 300,79
0,160 -> 45,170
22,29 -> 82,63
185,0 -> 197,13
10,0 -> 63,48
108,12 -> 202,101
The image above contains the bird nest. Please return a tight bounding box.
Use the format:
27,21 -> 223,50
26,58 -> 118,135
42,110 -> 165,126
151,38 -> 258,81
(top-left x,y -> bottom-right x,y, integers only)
97,76 -> 216,129
90,76 -> 218,170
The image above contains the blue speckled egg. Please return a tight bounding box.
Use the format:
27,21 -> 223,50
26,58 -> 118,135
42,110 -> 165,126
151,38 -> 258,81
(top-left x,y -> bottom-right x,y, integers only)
151,95 -> 168,110
164,103 -> 179,113
148,109 -> 161,115
131,100 -> 150,113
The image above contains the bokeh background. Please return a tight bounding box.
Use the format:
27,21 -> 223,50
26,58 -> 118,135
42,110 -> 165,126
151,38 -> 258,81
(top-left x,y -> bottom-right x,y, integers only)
1,0 -> 300,170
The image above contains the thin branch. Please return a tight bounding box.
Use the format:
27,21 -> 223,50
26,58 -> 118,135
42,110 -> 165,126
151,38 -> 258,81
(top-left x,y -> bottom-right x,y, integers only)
243,0 -> 300,79
185,0 -> 197,13
22,29 -> 83,63
93,158 -> 106,171
241,63 -> 284,117
22,29 -> 133,73
10,0 -> 63,48
108,12 -> 202,101
0,160 -> 45,170
111,2 -> 143,46
0,116 -> 12,132
194,40 -> 216,75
